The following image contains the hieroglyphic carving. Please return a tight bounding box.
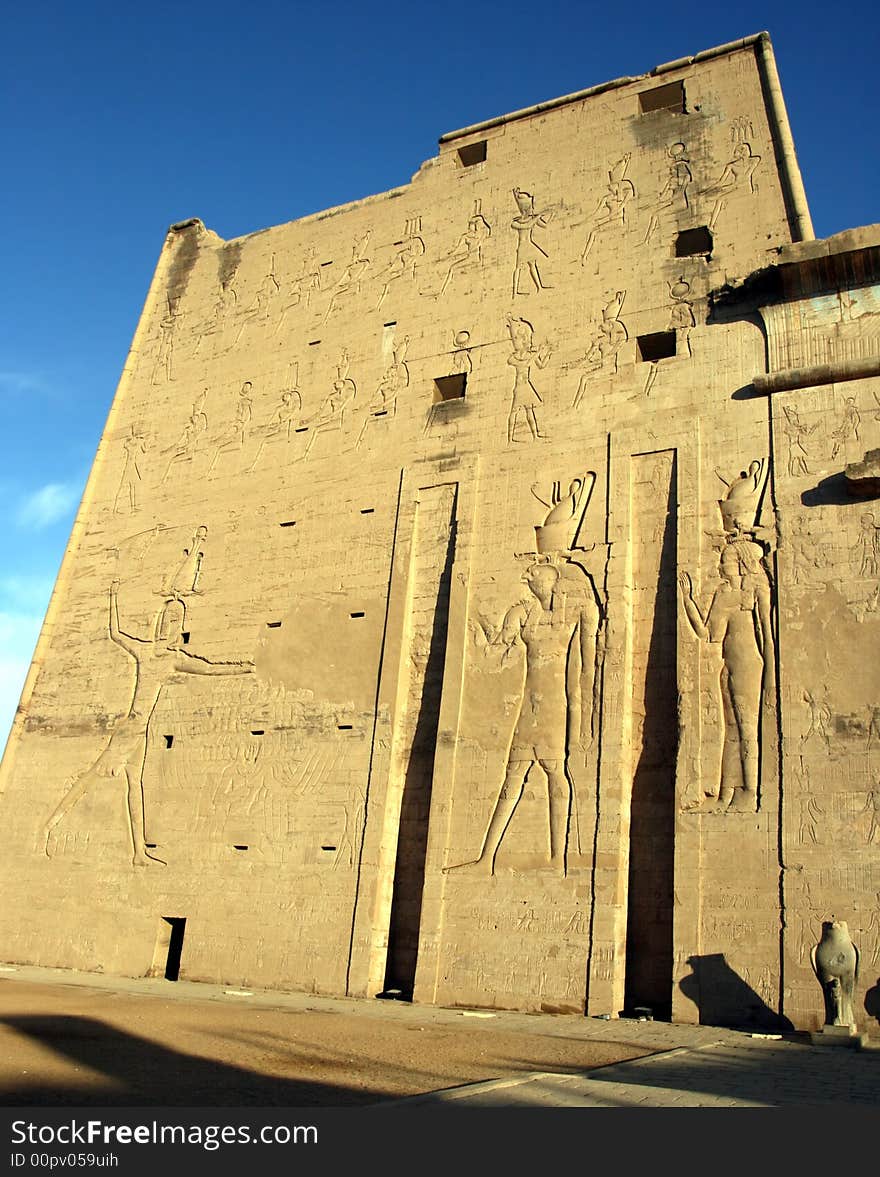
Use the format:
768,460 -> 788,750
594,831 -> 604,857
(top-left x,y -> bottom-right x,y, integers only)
705,133 -> 761,230
852,513 -> 879,578
114,426 -> 147,514
803,689 -> 832,748
581,154 -> 635,263
209,381 -> 254,474
643,142 -> 692,243
43,581 -> 253,866
234,256 -> 280,346
272,247 -> 322,337
436,201 -> 491,298
304,350 -> 357,456
830,396 -> 861,459
510,188 -> 553,295
192,276 -> 238,356
679,464 -> 775,811
375,219 -> 425,309
357,336 -> 409,448
446,557 -> 601,875
451,329 -> 473,375
323,231 -> 371,323
572,291 -> 628,407
163,390 -> 209,484
162,525 -> 208,597
668,277 -> 696,356
781,405 -> 816,477
506,316 -> 550,443
248,369 -> 303,471
151,296 -> 180,385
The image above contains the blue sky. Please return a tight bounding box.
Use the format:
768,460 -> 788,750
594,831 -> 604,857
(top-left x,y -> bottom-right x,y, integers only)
1,0 -> 878,749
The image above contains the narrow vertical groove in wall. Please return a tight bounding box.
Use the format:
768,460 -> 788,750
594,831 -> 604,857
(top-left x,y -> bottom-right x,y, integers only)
383,484 -> 457,997
624,451 -> 678,1019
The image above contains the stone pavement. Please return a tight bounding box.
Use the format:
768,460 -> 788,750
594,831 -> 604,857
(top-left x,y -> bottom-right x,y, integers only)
2,964 -> 878,1108
388,1035 -> 880,1107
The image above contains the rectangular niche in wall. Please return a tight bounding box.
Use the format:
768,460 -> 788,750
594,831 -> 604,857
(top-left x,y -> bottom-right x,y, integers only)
638,80 -> 685,114
147,917 -> 187,982
433,374 -> 467,404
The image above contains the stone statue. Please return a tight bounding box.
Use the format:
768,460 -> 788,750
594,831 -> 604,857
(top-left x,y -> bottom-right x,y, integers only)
811,919 -> 859,1028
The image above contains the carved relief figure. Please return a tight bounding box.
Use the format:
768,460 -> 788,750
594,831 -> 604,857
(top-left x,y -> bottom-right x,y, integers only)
706,141 -> 761,230
323,231 -> 372,322
151,296 -> 180,385
234,257 -> 280,346
668,277 -> 696,356
209,381 -> 254,473
446,558 -> 601,875
375,218 -> 426,309
830,396 -> 861,459
715,457 -> 767,535
43,582 -> 253,866
304,350 -> 357,456
162,525 -> 208,597
357,336 -> 409,447
781,405 -> 816,477
643,142 -> 692,243
572,291 -> 628,407
192,276 -> 238,355
273,247 -> 322,337
506,316 -> 550,443
436,201 -> 491,298
163,390 -> 209,484
852,513 -> 879,577
581,154 -> 635,262
451,329 -> 473,375
249,377 -> 303,471
510,188 -> 553,295
114,425 -> 147,514
678,538 -> 774,811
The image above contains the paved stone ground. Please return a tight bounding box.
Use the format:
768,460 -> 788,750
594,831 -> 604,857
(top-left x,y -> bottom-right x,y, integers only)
1,964 -> 878,1108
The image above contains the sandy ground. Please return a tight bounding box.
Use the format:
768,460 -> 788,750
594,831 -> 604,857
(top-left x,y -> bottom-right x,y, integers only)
0,971 -> 655,1106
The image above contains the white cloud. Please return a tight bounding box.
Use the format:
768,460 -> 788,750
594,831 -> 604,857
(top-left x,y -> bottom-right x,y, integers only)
16,482 -> 80,530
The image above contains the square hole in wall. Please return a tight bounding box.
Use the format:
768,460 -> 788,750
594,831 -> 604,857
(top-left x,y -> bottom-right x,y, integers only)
637,332 -> 677,362
638,80 -> 685,114
675,226 -> 713,257
433,374 -> 467,404
457,140 -> 487,167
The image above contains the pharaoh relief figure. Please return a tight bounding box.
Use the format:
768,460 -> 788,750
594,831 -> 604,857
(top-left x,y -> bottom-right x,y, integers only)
510,188 -> 554,296
446,473 -> 602,876
678,458 -> 775,812
581,154 -> 636,263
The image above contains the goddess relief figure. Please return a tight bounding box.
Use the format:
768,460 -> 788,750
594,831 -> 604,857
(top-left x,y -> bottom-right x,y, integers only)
678,539 -> 775,811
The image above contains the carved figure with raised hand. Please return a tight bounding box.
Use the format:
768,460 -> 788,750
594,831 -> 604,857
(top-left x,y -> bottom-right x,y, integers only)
781,405 -> 816,477
811,919 -> 860,1029
357,336 -> 409,448
581,154 -> 635,262
375,218 -> 426,309
510,188 -> 553,296
233,256 -> 280,346
445,559 -> 601,876
706,141 -> 761,230
43,582 -> 253,867
114,425 -> 147,514
436,201 -> 491,298
304,350 -> 357,456
678,539 -> 774,811
572,291 -> 628,407
151,296 -> 180,385
323,231 -> 372,323
643,142 -> 692,243
209,381 -> 253,474
506,316 -> 550,443
831,396 -> 861,459
163,391 -> 209,484
272,247 -> 322,336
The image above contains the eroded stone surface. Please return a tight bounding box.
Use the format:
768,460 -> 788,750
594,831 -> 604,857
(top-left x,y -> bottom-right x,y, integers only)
1,33 -> 878,1035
